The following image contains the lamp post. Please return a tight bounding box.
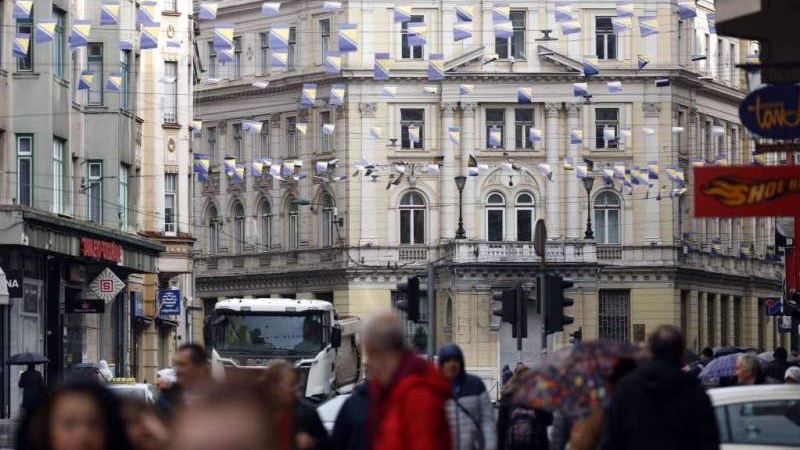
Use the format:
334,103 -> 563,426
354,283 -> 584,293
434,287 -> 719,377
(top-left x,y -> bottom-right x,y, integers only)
454,175 -> 467,239
582,176 -> 595,240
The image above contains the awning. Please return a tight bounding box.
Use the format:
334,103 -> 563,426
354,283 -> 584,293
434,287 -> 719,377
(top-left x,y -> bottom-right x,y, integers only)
156,317 -> 179,328
134,316 -> 153,326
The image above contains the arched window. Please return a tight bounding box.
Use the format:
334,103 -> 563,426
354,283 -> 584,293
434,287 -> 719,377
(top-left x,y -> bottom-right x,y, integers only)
594,192 -> 621,244
259,200 -> 271,252
399,192 -> 425,245
486,192 -> 505,242
288,201 -> 299,249
232,202 -> 245,254
515,192 -> 535,242
321,194 -> 335,248
207,206 -> 220,254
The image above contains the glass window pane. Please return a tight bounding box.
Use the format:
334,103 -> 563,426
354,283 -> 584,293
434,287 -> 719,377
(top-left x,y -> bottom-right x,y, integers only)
517,210 -> 532,241
595,210 -> 606,243
515,109 -> 533,122
607,34 -> 617,59
413,210 -> 425,244
728,401 -> 800,446
607,209 -> 620,244
400,210 -> 411,244
488,210 -> 503,242
18,159 -> 31,206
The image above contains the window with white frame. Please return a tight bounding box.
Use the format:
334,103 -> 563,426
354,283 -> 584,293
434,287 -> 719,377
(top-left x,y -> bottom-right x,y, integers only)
260,120 -> 270,158
595,107 -> 619,149
320,19 -> 331,63
163,61 -> 178,123
208,206 -> 220,254
259,200 -> 271,252
260,32 -> 270,74
207,126 -> 217,162
516,192 -> 535,241
120,50 -> 131,110
88,43 -> 104,105
322,195 -> 335,248
53,9 -> 66,78
399,192 -> 425,245
401,15 -> 424,60
16,16 -> 33,71
164,173 -> 177,234
87,161 -> 103,223
286,117 -> 297,157
207,41 -> 217,79
599,290 -> 630,342
319,111 -> 332,153
288,202 -> 299,249
485,108 -> 505,149
594,191 -> 621,244
232,202 -> 245,254
288,26 -> 297,70
233,36 -> 242,78
232,123 -> 242,160
400,109 -> 424,149
496,10 -> 525,59
53,138 -> 65,214
486,193 -> 505,242
514,109 -> 535,150
16,135 -> 33,207
595,17 -> 617,60
119,165 -> 129,230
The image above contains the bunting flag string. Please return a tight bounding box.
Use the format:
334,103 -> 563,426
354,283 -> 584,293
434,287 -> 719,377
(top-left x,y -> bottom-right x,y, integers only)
455,6 -> 474,22
198,2 -> 219,21
261,2 -> 281,16
325,51 -> 342,74
374,53 -> 392,81
453,22 -> 473,41
616,1 -> 634,18
13,0 -> 33,19
639,15 -> 659,37
329,84 -> 345,106
100,1 -> 121,26
106,73 -> 122,91
12,33 -> 30,59
35,19 -> 56,43
338,24 -> 359,53
69,20 -> 92,49
138,1 -> 159,26
428,54 -> 445,81
300,83 -> 317,107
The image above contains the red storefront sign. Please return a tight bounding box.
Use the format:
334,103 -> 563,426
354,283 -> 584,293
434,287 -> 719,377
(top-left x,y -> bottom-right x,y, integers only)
694,165 -> 800,218
80,238 -> 122,263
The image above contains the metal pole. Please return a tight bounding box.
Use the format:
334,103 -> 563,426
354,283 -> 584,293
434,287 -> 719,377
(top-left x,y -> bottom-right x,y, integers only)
427,262 -> 436,361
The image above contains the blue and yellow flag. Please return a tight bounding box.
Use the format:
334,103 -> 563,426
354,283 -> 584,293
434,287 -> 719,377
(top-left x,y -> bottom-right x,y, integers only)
583,57 -> 600,76
616,1 -> 634,17
381,85 -> 398,98
459,84 -> 474,95
570,129 -> 583,145
322,2 -> 341,12
322,124 -> 335,135
214,23 -> 234,50
270,24 -> 290,49
69,20 -> 92,48
120,40 -> 135,51
394,6 -> 412,23
232,165 -> 245,183
529,129 -> 542,143
573,82 -> 588,97
561,20 -> 581,35
408,125 -> 421,144
647,162 -> 660,180
338,24 -> 359,53
106,73 -> 122,91
517,87 -> 533,104
193,155 -> 210,182
138,1 -> 158,25
78,70 -> 95,90
612,17 -> 631,34
218,48 -> 234,64
448,127 -> 461,145
677,1 -> 697,20
608,81 -> 623,93
243,121 -> 262,134
639,16 -> 659,37
140,23 -> 160,50
192,120 -> 203,135
492,4 -> 510,22
407,22 -> 427,46
325,51 -> 342,74
101,1 -> 121,25
301,83 -> 317,107
12,33 -> 30,59
494,21 -> 513,39
488,128 -> 502,148
35,19 -> 57,43
538,163 -> 553,181
13,0 -> 33,19
428,54 -> 444,81
453,22 -> 472,41
251,161 -> 264,177
329,84 -> 345,106
295,123 -> 307,135
555,3 -> 575,22
374,53 -> 391,81
456,6 -> 474,22
223,157 -> 236,176
637,54 -> 650,70
198,2 -> 218,20
261,2 -> 281,16
370,127 -> 383,139
271,50 -> 288,68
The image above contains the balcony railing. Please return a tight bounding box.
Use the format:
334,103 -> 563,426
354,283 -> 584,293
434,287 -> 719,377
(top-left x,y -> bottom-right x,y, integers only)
597,245 -> 622,260
446,240 -> 597,265
399,245 -> 427,262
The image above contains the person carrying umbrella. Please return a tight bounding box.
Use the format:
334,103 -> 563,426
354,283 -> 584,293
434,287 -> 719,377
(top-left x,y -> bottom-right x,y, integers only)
19,363 -> 45,415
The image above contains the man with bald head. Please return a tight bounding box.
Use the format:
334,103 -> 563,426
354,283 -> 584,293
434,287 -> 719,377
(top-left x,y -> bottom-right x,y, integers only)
363,312 -> 452,450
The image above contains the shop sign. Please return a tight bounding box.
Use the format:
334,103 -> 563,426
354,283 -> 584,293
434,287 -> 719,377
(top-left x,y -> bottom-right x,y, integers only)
89,268 -> 126,303
778,316 -> 793,333
80,238 -> 122,263
739,84 -> 800,139
694,165 -> 800,217
765,298 -> 783,316
66,299 -> 105,314
158,289 -> 181,316
132,292 -> 145,318
5,269 -> 23,298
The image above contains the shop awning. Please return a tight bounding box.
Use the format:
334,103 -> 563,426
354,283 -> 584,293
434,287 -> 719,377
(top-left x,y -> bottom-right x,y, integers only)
156,318 -> 179,328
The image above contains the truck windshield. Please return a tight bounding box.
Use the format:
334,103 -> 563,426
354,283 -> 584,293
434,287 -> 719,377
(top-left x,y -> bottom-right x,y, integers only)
215,312 -> 324,355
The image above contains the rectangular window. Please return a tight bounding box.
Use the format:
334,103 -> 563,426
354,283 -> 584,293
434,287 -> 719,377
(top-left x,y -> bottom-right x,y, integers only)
17,135 -> 33,206
53,9 -> 65,78
322,207 -> 334,247
487,209 -> 504,242
207,127 -> 217,162
496,11 -> 525,59
704,33 -> 711,74
400,209 -> 425,244
87,161 -> 103,223
486,108 -> 505,149
164,173 -> 177,233
88,43 -> 104,105
320,19 -> 331,63
16,17 -> 33,71
400,108 -> 424,149
72,52 -> 79,102
260,121 -> 270,158
595,107 -> 619,149
288,26 -> 297,70
595,17 -> 617,60
319,111 -> 332,153
730,43 -> 737,86
286,117 -> 297,157
232,123 -> 242,160
599,290 -> 630,342
289,210 -> 299,249
514,109 -> 535,150
120,50 -> 130,110
119,165 -> 129,230
207,41 -> 217,79
233,36 -> 242,78
53,138 -> 65,214
260,32 -> 270,74
163,61 -> 178,123
164,0 -> 176,12
401,15 -> 424,60
716,38 -> 723,79
516,209 -> 533,241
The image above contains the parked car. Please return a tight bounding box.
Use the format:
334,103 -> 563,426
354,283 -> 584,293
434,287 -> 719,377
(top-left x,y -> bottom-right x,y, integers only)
316,393 -> 351,434
709,385 -> 800,449
107,378 -> 158,405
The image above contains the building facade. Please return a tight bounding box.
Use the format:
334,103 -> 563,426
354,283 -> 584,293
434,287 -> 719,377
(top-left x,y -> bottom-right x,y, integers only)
0,0 -> 194,417
193,0 -> 785,387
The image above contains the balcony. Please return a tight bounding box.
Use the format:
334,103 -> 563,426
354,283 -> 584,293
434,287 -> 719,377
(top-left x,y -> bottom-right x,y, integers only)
446,240 -> 597,265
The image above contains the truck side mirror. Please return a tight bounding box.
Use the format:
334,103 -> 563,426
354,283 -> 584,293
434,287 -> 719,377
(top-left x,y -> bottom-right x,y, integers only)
331,325 -> 342,349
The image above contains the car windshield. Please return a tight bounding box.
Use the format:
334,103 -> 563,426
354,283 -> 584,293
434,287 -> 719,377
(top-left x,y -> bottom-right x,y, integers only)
216,312 -> 325,355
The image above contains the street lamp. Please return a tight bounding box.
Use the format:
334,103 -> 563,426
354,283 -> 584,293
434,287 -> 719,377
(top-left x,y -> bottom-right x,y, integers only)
454,175 -> 467,239
582,176 -> 595,240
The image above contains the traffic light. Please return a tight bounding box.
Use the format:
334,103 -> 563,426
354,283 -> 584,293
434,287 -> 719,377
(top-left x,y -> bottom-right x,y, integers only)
396,276 -> 421,322
544,274 -> 575,335
493,285 -> 527,340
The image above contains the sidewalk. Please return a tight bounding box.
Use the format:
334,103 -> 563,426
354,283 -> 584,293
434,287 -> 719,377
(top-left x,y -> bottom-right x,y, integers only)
0,420 -> 17,449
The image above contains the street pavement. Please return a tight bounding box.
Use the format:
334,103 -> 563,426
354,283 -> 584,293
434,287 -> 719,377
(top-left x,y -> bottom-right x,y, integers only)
0,420 -> 16,450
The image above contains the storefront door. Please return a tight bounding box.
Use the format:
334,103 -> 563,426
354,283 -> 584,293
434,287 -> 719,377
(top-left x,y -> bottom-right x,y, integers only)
9,280 -> 44,419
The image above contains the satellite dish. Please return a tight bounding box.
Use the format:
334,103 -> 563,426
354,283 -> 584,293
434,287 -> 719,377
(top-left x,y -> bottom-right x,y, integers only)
776,217 -> 794,239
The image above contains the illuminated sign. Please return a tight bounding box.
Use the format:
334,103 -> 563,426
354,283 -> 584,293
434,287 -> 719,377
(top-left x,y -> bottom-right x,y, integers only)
80,238 -> 122,263
739,84 -> 800,139
694,165 -> 800,217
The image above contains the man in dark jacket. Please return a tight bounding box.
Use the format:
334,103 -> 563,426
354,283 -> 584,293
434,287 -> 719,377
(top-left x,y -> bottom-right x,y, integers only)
765,347 -> 791,382
602,326 -> 719,450
332,382 -> 369,450
18,364 -> 44,415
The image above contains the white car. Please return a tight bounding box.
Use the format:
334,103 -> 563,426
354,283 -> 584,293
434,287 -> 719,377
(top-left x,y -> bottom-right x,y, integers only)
316,394 -> 351,434
708,385 -> 800,449
107,379 -> 159,405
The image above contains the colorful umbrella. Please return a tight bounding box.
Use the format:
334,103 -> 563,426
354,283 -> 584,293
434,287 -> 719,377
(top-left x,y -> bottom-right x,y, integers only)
698,352 -> 767,380
512,340 -> 647,419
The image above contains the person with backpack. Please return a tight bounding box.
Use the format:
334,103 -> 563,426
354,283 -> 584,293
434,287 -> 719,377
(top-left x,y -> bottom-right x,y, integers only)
497,366 -> 553,450
438,344 -> 497,450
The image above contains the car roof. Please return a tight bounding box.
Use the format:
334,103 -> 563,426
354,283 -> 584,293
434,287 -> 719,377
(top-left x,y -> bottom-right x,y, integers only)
708,385 -> 800,406
107,383 -> 152,389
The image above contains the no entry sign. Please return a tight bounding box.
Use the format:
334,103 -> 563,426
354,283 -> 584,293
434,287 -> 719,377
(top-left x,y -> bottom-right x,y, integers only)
694,165 -> 800,218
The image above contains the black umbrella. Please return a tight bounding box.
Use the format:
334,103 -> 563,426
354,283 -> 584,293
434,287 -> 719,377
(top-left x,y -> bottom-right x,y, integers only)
7,352 -> 49,365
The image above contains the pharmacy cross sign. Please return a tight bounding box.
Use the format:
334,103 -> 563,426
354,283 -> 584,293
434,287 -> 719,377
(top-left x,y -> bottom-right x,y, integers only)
89,268 -> 126,303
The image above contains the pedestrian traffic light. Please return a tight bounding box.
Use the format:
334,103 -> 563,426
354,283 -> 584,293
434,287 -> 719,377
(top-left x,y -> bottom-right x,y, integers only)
396,276 -> 421,322
544,274 -> 575,335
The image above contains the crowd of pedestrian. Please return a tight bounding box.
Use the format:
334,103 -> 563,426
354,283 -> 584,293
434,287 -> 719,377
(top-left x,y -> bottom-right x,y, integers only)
11,313 -> 800,450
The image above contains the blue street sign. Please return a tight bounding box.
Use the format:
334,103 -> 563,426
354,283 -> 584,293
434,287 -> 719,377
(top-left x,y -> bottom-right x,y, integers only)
159,289 -> 181,316
765,298 -> 783,316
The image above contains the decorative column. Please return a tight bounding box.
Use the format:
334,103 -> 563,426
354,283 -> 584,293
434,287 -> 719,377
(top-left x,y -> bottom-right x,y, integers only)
565,103 -> 581,239
440,103 -> 457,240
270,115 -> 282,249
545,103 -> 562,238
643,101 -> 662,244
461,102 -> 477,239
359,102 -> 378,245
296,109 -> 311,248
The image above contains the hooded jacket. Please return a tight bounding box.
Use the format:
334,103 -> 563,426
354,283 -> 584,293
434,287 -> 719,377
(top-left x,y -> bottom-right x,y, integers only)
439,344 -> 498,450
332,382 -> 369,450
601,359 -> 720,450
369,351 -> 452,450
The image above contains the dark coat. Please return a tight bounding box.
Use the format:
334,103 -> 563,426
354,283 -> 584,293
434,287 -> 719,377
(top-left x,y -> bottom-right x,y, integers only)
156,384 -> 182,418
764,359 -> 790,382
497,392 -> 552,450
601,360 -> 719,450
18,369 -> 44,410
296,399 -> 332,450
332,383 -> 369,450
